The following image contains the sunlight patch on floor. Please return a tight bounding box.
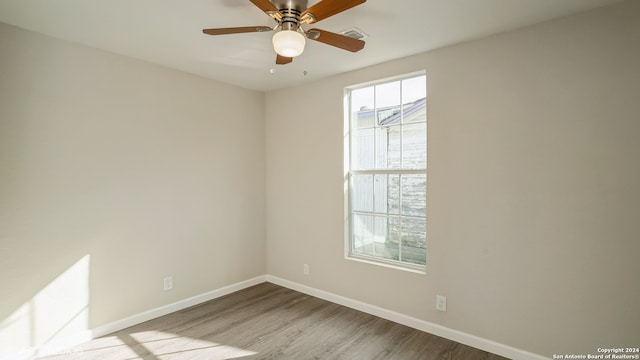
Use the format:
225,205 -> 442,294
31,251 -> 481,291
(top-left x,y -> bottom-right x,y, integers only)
36,331 -> 257,360
128,331 -> 258,360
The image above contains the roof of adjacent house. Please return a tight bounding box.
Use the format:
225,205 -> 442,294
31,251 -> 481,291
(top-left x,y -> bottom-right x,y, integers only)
355,98 -> 426,126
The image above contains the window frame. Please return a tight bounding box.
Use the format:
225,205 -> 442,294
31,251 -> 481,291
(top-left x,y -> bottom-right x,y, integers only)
344,71 -> 427,273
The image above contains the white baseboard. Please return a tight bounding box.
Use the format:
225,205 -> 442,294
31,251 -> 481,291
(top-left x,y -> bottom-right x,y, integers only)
3,274 -> 547,360
266,275 -> 549,360
91,275 -> 267,338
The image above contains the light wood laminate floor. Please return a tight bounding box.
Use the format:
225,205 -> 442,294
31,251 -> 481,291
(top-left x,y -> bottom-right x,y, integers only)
40,282 -> 509,359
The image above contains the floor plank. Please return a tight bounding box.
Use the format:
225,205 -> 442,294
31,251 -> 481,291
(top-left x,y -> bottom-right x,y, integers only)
39,282 -> 509,359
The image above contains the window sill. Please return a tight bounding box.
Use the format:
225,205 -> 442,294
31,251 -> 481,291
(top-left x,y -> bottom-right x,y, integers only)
345,255 -> 426,275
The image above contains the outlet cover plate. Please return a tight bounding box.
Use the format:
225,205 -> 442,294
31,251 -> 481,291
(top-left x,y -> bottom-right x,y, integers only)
163,276 -> 173,291
436,295 -> 447,312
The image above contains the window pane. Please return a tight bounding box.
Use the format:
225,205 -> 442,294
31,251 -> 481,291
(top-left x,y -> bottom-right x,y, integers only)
402,123 -> 427,169
402,76 -> 426,125
351,174 -> 373,213
402,98 -> 426,124
374,174 -> 387,214
387,216 -> 400,246
375,216 -> 398,261
352,214 -> 374,256
388,174 -> 400,215
376,80 -> 401,126
378,216 -> 399,261
353,108 -> 375,129
375,81 -> 401,109
402,75 -> 426,104
374,216 -> 388,244
387,125 -> 401,168
352,128 -> 374,169
401,217 -> 426,265
351,87 -> 374,113
351,87 -> 375,129
401,174 -> 426,217
377,107 -> 401,126
374,127 -> 388,168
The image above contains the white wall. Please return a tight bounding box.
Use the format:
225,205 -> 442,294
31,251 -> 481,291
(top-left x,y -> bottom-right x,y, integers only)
0,21 -> 265,353
266,1 -> 640,357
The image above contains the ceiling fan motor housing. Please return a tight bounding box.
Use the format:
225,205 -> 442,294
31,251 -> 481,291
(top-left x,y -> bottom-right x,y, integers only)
279,8 -> 302,31
272,0 -> 318,30
271,0 -> 308,12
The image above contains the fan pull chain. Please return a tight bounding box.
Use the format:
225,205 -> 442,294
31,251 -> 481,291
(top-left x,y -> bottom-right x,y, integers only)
303,51 -> 308,76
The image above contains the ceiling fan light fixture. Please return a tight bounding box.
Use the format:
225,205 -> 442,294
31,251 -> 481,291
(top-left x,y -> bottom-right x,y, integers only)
272,28 -> 306,58
202,0 -> 367,65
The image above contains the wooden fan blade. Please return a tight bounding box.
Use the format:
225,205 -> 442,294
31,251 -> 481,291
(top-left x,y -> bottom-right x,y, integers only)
202,26 -> 272,35
306,28 -> 365,52
249,0 -> 278,13
276,54 -> 293,65
301,0 -> 366,23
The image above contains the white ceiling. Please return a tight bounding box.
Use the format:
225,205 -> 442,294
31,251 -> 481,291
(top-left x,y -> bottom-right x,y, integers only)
0,0 -> 623,92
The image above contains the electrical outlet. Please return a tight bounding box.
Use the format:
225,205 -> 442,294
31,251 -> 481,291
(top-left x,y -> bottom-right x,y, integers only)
163,276 -> 173,291
303,264 -> 309,275
436,295 -> 447,312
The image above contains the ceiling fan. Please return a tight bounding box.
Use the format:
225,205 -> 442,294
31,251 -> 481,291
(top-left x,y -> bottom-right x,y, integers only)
202,0 -> 366,65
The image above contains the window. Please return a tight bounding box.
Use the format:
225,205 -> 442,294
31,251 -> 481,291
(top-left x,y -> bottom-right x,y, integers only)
345,73 -> 427,271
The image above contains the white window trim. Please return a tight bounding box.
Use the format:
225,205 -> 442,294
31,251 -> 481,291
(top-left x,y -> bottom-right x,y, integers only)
343,71 -> 427,273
